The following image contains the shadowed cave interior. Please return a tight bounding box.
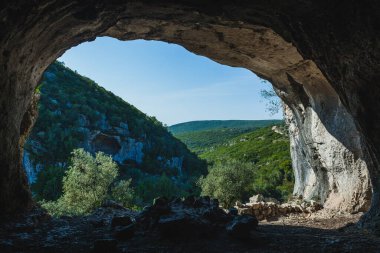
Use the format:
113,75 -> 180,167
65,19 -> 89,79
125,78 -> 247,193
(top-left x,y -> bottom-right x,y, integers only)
0,1 -> 380,252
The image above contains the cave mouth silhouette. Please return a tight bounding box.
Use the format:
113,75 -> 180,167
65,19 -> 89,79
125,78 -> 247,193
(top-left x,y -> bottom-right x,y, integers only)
0,1 -> 379,231
26,37 -> 285,214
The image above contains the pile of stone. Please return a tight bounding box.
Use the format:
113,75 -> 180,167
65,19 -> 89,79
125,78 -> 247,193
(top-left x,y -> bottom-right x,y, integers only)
235,194 -> 323,221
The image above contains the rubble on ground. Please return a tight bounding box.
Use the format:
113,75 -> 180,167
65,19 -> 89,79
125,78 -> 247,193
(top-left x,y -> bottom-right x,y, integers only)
235,194 -> 323,221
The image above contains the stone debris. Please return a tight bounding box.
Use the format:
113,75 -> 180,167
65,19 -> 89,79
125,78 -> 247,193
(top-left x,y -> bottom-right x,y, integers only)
236,194 -> 322,221
136,196 -> 258,238
226,215 -> 258,238
111,216 -> 134,227
1,198 -> 379,252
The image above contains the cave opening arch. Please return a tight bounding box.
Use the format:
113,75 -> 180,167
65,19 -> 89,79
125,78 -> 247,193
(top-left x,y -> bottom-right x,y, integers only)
1,1 -> 379,229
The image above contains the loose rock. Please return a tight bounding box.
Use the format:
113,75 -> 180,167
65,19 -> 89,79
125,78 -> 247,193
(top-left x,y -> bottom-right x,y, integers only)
92,239 -> 118,253
226,215 -> 258,238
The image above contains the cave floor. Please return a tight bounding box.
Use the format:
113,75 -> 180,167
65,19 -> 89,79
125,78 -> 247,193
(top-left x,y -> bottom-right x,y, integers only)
1,207 -> 379,253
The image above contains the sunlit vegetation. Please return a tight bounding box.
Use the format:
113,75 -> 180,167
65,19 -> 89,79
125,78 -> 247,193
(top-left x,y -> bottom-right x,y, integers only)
30,61 -> 293,216
42,149 -> 197,216
28,62 -> 207,213
27,62 -> 206,176
175,125 -> 294,206
169,120 -> 281,154
198,160 -> 255,208
41,149 -> 120,216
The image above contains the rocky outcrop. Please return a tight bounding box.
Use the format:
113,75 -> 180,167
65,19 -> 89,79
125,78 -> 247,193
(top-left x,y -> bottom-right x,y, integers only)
84,121 -> 145,165
22,62 -> 198,182
24,114 -> 186,182
0,0 -> 380,230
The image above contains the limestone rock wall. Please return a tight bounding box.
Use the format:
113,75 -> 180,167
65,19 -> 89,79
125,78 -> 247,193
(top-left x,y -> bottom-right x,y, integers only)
24,116 -> 184,183
273,62 -> 373,213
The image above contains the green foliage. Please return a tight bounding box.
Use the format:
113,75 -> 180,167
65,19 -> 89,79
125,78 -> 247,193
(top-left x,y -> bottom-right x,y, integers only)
169,120 -> 282,135
28,61 -> 207,208
135,174 -> 188,206
170,120 -> 282,154
31,61 -> 292,214
200,125 -> 293,202
173,128 -> 255,154
27,61 -> 207,178
31,166 -> 66,201
111,179 -> 135,209
260,86 -> 281,116
42,149 -> 118,216
198,160 -> 254,208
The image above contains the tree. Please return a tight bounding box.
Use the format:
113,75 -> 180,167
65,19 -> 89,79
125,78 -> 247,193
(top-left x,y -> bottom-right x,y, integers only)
42,149 -> 118,216
198,160 -> 255,208
111,179 -> 135,208
260,82 -> 282,116
135,173 -> 183,206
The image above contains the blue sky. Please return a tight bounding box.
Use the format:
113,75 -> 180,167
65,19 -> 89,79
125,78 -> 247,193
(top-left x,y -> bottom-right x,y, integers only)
59,37 -> 281,125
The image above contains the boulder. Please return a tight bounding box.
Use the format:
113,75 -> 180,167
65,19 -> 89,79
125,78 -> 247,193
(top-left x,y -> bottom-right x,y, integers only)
113,224 -> 135,240
160,216 -> 217,238
101,200 -> 125,210
111,216 -> 134,228
136,196 -> 241,238
228,208 -> 238,216
226,215 -> 258,238
249,194 -> 264,203
92,239 -> 118,253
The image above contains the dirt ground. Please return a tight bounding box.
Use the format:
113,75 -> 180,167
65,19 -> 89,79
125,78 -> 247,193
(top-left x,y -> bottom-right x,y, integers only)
1,208 -> 379,253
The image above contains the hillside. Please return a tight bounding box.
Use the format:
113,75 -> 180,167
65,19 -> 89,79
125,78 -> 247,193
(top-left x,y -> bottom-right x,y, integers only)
169,120 -> 282,135
169,120 -> 282,154
24,61 -> 207,204
200,125 -> 293,201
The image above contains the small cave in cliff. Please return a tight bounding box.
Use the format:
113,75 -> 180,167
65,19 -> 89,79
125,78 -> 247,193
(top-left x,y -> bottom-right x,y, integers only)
1,1 -> 380,252
91,133 -> 121,156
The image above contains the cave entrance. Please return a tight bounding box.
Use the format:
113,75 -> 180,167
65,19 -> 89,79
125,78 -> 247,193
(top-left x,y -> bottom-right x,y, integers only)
0,1 -> 378,230
27,38 -> 291,216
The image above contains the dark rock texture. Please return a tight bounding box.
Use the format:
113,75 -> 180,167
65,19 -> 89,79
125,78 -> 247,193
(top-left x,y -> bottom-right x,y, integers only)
0,0 -> 380,230
226,215 -> 258,238
136,196 -> 238,238
1,203 -> 380,252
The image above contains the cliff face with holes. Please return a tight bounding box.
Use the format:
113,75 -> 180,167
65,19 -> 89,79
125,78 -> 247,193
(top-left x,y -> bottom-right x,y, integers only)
0,0 -> 379,229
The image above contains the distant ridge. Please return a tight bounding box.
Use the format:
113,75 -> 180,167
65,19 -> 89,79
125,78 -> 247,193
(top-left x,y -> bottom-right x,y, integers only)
169,120 -> 282,135
169,119 -> 283,154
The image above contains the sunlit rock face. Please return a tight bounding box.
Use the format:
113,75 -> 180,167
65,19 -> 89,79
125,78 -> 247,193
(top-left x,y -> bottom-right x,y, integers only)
0,0 -> 379,229
272,60 -> 373,213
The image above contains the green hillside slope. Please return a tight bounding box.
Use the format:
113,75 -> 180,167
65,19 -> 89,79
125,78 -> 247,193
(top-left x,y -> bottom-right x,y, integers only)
200,125 -> 293,201
169,120 -> 282,135
170,120 -> 282,154
25,61 -> 207,205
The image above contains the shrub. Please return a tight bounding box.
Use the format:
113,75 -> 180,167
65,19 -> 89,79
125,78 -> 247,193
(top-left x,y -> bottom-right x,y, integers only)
111,179 -> 135,208
135,173 -> 183,206
42,149 -> 118,216
198,160 -> 254,208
